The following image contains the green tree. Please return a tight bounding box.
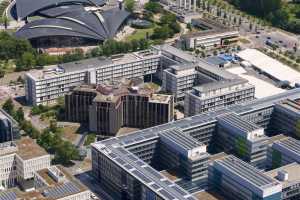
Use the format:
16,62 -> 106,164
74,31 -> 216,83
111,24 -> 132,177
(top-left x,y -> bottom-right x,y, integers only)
54,141 -> 79,165
144,1 -> 162,13
152,25 -> 172,40
187,23 -> 192,31
2,98 -> 14,116
16,52 -> 36,71
125,0 -> 135,12
15,107 -> 24,122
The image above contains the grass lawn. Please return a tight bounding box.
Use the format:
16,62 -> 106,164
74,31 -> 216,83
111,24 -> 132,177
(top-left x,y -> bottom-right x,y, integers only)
0,60 -> 16,73
125,27 -> 155,41
62,125 -> 81,143
239,38 -> 251,44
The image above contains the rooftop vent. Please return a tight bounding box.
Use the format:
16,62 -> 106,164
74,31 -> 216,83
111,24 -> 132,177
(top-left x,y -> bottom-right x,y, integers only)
277,170 -> 288,181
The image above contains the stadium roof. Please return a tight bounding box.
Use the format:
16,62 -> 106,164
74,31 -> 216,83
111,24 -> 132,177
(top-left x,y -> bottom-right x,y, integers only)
15,0 -> 105,19
15,8 -> 130,42
236,49 -> 300,87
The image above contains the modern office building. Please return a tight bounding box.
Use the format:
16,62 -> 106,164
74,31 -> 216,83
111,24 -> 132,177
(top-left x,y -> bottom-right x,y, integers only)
0,138 -> 51,189
91,127 -> 209,200
184,78 -> 255,116
180,18 -> 239,49
208,155 -> 282,200
65,79 -> 174,136
0,165 -> 90,200
91,88 -> 300,199
25,49 -> 161,105
0,109 -> 20,143
161,51 -> 252,106
33,165 -> 90,200
215,113 -> 269,169
269,99 -> 300,138
162,64 -> 200,102
267,136 -> 300,169
265,163 -> 300,200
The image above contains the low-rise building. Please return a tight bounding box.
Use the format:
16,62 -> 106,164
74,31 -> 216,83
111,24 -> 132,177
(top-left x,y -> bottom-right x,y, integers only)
265,163 -> 300,200
267,136 -> 300,169
162,64 -> 202,102
181,18 -> 239,49
269,99 -> 300,138
208,155 -> 282,200
184,79 -> 255,116
215,113 -> 269,169
25,49 -> 161,105
0,138 -> 50,189
0,165 -> 90,200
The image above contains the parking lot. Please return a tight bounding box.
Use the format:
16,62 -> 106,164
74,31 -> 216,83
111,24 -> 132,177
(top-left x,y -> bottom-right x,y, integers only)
249,30 -> 299,52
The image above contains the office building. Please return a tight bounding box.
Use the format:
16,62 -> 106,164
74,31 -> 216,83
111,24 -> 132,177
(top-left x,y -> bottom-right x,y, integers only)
181,18 -> 239,49
65,79 -> 173,136
215,113 -> 269,168
0,165 -> 90,200
25,49 -> 161,105
208,155 -> 282,200
33,165 -> 90,200
265,163 -> 300,200
91,88 -> 300,199
269,99 -> 300,138
0,138 -> 50,189
91,127 -> 209,200
185,79 -> 255,116
162,64 -> 200,102
267,136 -> 300,169
0,109 -> 19,143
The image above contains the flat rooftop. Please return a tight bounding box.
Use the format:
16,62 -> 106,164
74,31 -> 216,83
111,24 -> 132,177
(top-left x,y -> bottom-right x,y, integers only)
93,142 -> 197,200
237,49 -> 300,86
27,49 -> 160,80
217,113 -> 261,133
160,128 -> 204,152
265,163 -> 300,188
226,67 -> 285,99
90,89 -> 300,199
272,137 -> 300,162
16,137 -> 48,160
182,18 -> 238,38
160,169 -> 182,182
36,165 -> 87,189
277,99 -> 300,113
213,155 -> 281,192
73,80 -> 171,104
192,78 -> 250,94
194,190 -> 227,200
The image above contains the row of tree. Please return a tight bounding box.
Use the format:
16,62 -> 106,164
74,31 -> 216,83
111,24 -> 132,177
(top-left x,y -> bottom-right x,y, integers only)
90,38 -> 150,57
229,0 -> 300,33
0,31 -> 152,74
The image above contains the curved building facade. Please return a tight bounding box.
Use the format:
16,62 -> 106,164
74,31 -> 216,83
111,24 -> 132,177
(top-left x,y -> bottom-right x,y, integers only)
15,0 -> 130,47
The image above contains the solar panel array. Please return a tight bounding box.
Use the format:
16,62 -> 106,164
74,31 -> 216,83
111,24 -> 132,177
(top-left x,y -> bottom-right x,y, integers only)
92,89 -> 300,200
274,137 -> 300,162
217,113 -> 261,133
214,155 -> 280,193
42,182 -> 81,199
0,191 -> 16,200
96,143 -> 197,200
